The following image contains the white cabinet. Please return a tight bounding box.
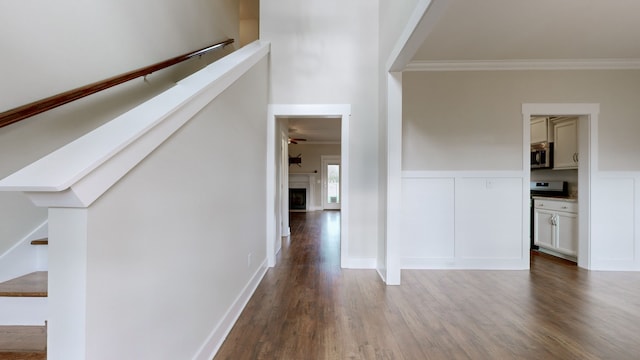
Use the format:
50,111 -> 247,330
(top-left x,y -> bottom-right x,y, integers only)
553,119 -> 578,169
530,117 -> 549,144
534,198 -> 577,257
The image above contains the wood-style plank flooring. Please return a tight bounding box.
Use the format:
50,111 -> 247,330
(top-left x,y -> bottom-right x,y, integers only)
214,211 -> 640,359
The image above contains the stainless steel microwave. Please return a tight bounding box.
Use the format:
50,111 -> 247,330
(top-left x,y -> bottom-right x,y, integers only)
531,142 -> 553,169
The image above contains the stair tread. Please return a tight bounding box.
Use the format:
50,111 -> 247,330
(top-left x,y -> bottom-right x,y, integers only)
0,272 -> 47,297
0,326 -> 46,354
29,239 -> 48,246
0,354 -> 46,360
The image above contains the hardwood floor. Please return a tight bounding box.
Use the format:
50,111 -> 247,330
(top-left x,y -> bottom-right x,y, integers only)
214,211 -> 640,359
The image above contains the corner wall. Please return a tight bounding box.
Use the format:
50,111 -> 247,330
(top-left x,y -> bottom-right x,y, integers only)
261,0 -> 380,264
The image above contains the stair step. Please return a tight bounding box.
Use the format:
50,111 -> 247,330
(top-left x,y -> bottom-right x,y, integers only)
29,239 -> 48,246
0,326 -> 46,359
0,273 -> 47,297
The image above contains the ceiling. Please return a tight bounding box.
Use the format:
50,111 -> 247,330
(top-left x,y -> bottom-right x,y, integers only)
286,117 -> 341,144
413,0 -> 640,62
286,1 -> 640,142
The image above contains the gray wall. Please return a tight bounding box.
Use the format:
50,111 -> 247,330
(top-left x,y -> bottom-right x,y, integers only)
403,70 -> 640,171
0,0 -> 239,255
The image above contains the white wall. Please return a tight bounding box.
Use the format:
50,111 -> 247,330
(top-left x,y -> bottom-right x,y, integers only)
402,70 -> 640,270
78,57 -> 268,359
0,0 -> 239,256
261,0 -> 380,263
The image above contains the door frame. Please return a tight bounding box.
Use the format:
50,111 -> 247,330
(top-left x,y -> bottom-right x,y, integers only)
266,104 -> 351,268
522,103 -> 599,269
321,155 -> 342,210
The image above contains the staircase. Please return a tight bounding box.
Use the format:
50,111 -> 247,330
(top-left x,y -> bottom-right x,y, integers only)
0,325 -> 46,359
0,240 -> 48,359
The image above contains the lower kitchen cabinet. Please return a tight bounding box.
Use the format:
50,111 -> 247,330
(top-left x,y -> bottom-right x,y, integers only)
534,198 -> 577,257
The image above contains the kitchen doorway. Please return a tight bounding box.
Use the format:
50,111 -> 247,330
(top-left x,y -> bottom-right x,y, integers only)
523,103 -> 599,269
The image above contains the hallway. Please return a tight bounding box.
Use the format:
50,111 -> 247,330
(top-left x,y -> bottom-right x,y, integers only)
214,211 -> 640,359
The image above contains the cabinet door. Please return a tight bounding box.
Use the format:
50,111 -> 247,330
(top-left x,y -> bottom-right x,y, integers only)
531,117 -> 548,143
554,119 -> 578,169
556,212 -> 578,256
534,209 -> 555,249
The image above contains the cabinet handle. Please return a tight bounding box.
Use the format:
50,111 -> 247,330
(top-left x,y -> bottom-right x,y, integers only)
562,206 -> 568,209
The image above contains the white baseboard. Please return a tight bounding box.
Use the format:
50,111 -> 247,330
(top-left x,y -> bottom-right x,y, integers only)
590,259 -> 640,271
192,259 -> 268,360
0,221 -> 48,283
343,257 -> 377,269
402,257 -> 529,270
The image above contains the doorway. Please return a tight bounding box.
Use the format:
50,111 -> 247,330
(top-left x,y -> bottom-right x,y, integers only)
522,103 -> 599,269
266,104 -> 351,268
321,156 -> 341,210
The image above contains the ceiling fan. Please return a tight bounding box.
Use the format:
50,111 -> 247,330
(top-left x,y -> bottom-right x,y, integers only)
288,137 -> 307,144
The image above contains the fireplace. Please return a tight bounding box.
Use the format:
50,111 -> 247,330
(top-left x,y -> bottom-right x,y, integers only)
289,188 -> 306,210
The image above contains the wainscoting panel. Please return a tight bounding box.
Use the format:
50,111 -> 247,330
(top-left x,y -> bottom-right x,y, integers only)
401,178 -> 455,267
591,173 -> 640,270
455,177 -> 523,260
400,171 -> 527,269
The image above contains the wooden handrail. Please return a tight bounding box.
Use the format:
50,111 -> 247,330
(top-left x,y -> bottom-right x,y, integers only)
0,38 -> 234,129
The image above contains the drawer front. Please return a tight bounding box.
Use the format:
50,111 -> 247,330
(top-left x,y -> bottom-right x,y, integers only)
534,199 -> 577,213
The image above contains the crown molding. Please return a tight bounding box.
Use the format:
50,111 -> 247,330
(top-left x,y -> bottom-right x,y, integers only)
405,59 -> 640,71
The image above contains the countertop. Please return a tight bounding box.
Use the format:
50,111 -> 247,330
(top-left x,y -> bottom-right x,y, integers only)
532,196 -> 577,202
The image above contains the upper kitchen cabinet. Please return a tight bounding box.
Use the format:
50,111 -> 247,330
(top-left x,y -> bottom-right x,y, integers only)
530,117 -> 550,143
553,118 -> 579,169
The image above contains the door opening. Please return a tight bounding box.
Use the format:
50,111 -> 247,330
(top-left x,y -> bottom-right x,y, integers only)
523,103 -> 598,270
322,156 -> 341,210
266,104 -> 351,268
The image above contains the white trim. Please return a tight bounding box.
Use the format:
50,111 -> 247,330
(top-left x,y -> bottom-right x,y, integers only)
402,170 -> 524,178
0,41 -> 271,208
402,258 -> 528,270
590,172 -> 640,271
0,220 -> 48,282
386,0 -> 450,72
385,72 -> 403,285
321,155 -> 341,210
0,298 -> 48,326
192,259 -> 268,360
343,257 -> 377,269
522,103 -> 599,270
267,104 -> 351,268
406,59 -> 640,72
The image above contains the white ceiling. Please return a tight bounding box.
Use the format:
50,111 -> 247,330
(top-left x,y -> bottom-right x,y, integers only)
287,1 -> 640,141
413,0 -> 640,62
287,117 -> 341,143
